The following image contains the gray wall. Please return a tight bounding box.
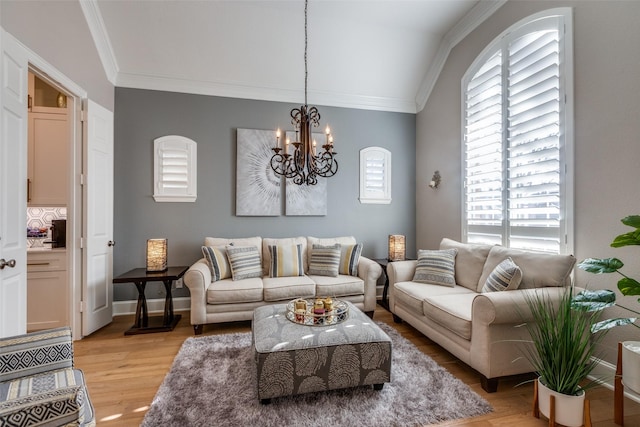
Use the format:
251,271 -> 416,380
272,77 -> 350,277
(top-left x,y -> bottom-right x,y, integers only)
114,88 -> 416,300
1,0 -> 114,110
417,0 -> 640,363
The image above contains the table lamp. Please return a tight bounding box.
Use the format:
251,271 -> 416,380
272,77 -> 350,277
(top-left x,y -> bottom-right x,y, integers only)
388,235 -> 406,261
146,238 -> 168,272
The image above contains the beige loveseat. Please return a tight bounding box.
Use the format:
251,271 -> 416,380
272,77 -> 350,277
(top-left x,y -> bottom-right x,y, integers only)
184,236 -> 382,334
388,238 -> 577,392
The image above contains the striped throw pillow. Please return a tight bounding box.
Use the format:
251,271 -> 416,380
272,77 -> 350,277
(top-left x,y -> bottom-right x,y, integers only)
413,249 -> 457,287
226,245 -> 263,281
482,257 -> 522,292
268,244 -> 304,278
339,243 -> 363,276
308,244 -> 341,277
201,246 -> 231,282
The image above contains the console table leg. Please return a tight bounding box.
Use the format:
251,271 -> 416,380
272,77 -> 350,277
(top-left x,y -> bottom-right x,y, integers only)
162,279 -> 174,326
133,281 -> 148,328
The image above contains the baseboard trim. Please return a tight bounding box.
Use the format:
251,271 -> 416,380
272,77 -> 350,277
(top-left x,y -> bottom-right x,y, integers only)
113,297 -> 191,316
589,358 -> 640,404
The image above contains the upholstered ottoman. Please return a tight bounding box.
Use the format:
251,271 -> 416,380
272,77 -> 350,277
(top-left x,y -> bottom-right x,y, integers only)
252,301 -> 392,403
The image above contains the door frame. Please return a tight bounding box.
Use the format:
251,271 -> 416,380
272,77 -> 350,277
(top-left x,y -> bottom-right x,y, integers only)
20,39 -> 87,339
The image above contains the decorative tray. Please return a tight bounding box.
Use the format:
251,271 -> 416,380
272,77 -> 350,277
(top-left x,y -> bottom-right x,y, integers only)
286,297 -> 349,326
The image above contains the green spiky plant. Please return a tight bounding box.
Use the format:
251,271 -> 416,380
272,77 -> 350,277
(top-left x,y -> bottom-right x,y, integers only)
520,288 -> 610,396
575,215 -> 640,332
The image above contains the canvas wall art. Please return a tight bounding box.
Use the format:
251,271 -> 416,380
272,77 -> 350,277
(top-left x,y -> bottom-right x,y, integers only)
236,128 -> 281,216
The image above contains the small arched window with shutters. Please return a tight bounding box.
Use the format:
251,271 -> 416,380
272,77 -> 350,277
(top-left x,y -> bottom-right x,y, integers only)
359,146 -> 391,204
153,135 -> 197,202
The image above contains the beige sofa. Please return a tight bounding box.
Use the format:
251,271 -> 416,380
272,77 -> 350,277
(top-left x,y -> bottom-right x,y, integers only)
388,238 -> 577,392
184,236 -> 382,334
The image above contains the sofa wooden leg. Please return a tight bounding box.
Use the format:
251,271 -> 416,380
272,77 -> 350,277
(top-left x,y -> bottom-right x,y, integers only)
365,311 -> 374,319
392,314 -> 402,324
194,324 -> 203,335
481,376 -> 498,393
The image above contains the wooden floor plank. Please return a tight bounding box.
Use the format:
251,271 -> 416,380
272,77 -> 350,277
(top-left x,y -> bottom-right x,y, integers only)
73,306 -> 640,426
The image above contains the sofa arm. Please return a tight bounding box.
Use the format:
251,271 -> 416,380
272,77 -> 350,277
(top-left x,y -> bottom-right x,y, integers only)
358,257 -> 382,313
184,258 -> 212,326
0,327 -> 73,383
473,286 -> 579,325
387,260 -> 417,286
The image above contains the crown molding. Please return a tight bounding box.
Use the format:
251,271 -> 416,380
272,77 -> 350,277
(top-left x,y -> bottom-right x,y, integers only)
116,72 -> 418,113
415,0 -> 507,112
79,0 -> 119,84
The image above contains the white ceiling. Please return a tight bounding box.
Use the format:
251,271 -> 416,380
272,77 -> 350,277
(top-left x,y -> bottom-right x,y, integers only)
84,0 -> 505,113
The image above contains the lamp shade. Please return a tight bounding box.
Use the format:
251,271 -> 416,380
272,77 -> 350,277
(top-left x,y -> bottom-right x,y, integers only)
146,239 -> 168,272
388,235 -> 406,261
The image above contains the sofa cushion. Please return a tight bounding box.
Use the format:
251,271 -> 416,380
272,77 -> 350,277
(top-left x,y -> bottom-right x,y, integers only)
440,238 -> 492,291
263,237 -> 307,276
393,281 -> 474,317
423,294 -> 476,340
226,245 -> 263,281
310,274 -> 364,297
308,244 -> 341,277
201,245 -> 231,282
263,276 -> 316,302
205,236 -> 262,260
413,249 -> 457,287
339,243 -> 363,276
206,277 -> 263,304
268,244 -> 304,278
482,257 -> 522,292
478,246 -> 576,291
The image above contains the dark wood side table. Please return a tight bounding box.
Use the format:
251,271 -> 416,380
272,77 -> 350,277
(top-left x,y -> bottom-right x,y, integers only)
113,266 -> 189,335
373,258 -> 415,311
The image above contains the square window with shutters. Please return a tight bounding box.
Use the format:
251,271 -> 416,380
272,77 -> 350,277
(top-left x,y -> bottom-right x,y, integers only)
462,10 -> 573,255
359,147 -> 391,204
153,135 -> 197,202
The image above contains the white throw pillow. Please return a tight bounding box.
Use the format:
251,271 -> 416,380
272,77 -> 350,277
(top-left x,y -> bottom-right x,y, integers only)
413,249 -> 457,287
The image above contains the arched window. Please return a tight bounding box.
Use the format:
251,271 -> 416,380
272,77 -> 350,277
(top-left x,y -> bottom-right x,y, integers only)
462,8 -> 573,254
153,135 -> 197,202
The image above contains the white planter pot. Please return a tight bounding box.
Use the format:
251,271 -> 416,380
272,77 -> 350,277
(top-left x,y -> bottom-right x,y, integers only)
622,341 -> 640,394
537,378 -> 585,427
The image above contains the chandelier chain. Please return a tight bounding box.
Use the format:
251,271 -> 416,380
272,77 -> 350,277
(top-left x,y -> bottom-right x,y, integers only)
304,0 -> 308,106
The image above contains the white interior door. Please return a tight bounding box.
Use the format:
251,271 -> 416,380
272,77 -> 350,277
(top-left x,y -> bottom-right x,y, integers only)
82,99 -> 114,336
0,30 -> 28,338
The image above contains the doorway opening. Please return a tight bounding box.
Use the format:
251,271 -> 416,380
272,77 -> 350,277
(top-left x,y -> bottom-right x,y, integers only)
26,66 -> 83,339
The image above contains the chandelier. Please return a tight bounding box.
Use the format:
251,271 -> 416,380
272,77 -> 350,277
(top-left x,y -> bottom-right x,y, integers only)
270,0 -> 338,185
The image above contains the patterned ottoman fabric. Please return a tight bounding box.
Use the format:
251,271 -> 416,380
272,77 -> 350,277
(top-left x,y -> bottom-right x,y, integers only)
252,301 -> 392,402
0,327 -> 95,427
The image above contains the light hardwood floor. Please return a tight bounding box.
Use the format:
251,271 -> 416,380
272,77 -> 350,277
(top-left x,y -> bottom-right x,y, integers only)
73,306 -> 640,426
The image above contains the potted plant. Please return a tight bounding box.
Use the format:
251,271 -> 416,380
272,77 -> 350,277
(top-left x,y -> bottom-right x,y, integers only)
520,287 -> 610,427
576,215 -> 640,394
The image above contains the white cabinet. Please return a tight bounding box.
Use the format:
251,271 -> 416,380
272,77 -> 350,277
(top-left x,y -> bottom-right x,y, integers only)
27,250 -> 68,331
27,73 -> 69,206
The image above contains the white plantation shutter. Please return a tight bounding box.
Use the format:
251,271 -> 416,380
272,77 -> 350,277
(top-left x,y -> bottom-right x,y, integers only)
463,9 -> 573,254
153,135 -> 197,202
464,49 -> 504,245
359,147 -> 391,204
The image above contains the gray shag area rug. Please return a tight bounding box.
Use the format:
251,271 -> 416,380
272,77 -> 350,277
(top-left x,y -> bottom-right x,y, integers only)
142,322 -> 492,427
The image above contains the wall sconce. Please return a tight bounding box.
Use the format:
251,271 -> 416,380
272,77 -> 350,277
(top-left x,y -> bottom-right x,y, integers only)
146,238 -> 168,272
388,235 -> 406,261
429,170 -> 441,189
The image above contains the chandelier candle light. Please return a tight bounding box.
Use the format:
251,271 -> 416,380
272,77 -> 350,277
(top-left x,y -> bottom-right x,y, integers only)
270,0 -> 338,185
